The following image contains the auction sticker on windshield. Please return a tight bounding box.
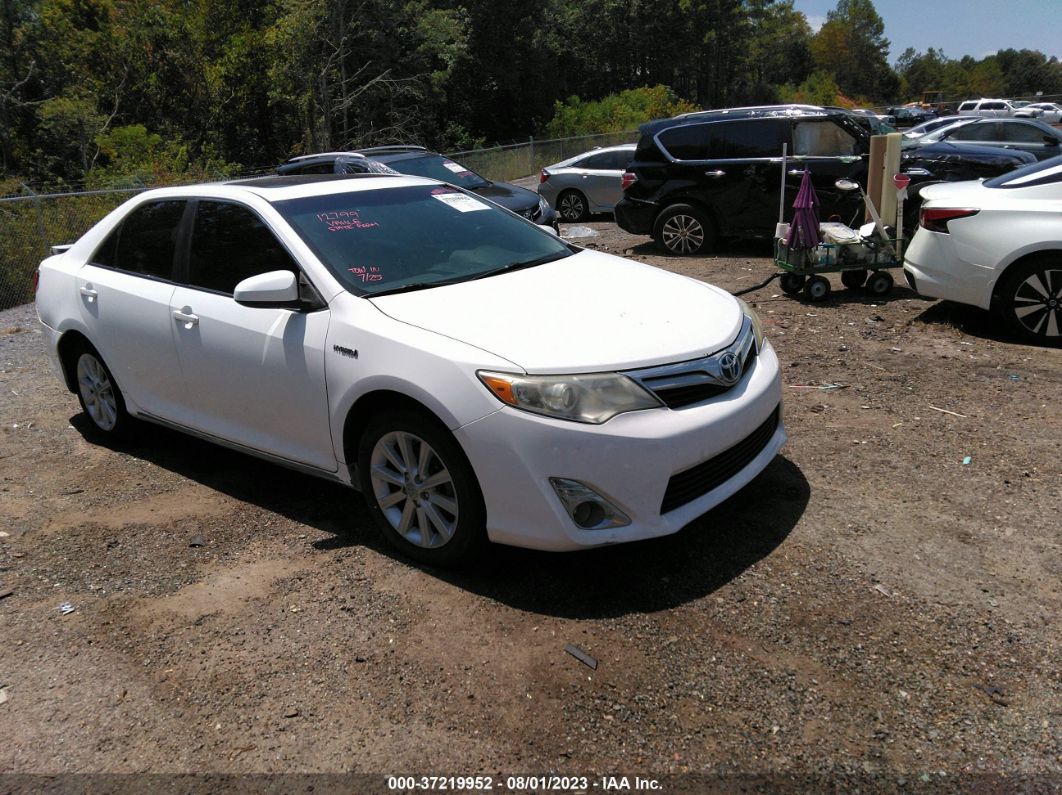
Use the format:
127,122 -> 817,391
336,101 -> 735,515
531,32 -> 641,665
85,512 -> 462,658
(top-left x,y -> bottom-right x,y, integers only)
432,192 -> 489,212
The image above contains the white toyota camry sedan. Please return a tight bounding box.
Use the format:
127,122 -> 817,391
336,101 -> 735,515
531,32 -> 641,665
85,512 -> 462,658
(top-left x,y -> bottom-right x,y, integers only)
36,174 -> 786,565
904,156 -> 1062,345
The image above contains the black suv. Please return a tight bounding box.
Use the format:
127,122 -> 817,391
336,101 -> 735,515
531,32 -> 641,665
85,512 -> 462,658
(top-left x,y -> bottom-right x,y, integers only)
279,147 -> 557,229
615,105 -> 1032,255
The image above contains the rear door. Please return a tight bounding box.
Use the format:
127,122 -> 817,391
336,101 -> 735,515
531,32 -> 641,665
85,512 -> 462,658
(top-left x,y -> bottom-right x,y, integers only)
75,199 -> 191,422
578,150 -> 631,211
168,199 -> 336,471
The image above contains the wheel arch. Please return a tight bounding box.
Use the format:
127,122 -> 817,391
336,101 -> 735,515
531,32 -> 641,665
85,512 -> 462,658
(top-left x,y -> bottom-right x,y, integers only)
341,389 -> 457,470
989,247 -> 1062,308
55,330 -> 94,393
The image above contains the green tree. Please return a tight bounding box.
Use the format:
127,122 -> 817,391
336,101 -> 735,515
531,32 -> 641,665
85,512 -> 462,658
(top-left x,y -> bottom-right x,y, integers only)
811,0 -> 898,101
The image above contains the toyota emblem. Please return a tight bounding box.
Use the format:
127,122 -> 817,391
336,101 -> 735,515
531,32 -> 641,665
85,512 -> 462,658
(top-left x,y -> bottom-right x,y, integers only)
718,351 -> 742,384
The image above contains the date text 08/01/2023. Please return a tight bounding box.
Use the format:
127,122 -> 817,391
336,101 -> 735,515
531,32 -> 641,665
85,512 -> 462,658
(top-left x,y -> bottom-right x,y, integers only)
386,775 -> 663,791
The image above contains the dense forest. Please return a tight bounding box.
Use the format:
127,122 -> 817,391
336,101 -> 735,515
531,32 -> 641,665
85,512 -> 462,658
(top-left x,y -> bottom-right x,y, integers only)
1,0 -> 1060,191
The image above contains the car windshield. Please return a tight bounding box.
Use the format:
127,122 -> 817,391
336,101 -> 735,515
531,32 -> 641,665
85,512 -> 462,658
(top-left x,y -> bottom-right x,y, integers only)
385,155 -> 490,189
273,184 -> 572,296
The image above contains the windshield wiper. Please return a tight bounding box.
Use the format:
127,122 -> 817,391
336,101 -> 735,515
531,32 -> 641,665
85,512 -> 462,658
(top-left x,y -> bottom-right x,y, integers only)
467,252 -> 570,282
368,276 -> 469,297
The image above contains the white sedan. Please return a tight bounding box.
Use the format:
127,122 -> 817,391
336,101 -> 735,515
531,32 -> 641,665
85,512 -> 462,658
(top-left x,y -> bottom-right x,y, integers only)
36,175 -> 785,565
904,156 -> 1062,345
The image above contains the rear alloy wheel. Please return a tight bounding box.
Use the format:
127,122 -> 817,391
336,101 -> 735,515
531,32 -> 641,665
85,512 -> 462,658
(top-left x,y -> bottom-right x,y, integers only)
557,190 -> 589,222
654,204 -> 715,256
997,255 -> 1062,345
357,410 -> 486,566
804,275 -> 831,302
72,344 -> 132,438
867,270 -> 894,297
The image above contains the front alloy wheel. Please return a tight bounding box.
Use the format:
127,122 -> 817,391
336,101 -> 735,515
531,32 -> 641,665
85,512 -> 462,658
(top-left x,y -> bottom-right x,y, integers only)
370,431 -> 459,550
358,411 -> 486,566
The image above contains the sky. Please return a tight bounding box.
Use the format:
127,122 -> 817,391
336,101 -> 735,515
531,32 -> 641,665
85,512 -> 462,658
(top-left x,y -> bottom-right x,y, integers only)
790,0 -> 1061,63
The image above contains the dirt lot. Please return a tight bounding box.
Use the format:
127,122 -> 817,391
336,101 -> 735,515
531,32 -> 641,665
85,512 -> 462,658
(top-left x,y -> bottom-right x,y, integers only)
1,221 -> 1060,793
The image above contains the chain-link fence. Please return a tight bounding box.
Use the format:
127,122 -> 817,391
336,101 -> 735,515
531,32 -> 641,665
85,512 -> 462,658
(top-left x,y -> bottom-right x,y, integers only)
449,130 -> 638,182
0,130 -> 639,311
0,187 -> 147,311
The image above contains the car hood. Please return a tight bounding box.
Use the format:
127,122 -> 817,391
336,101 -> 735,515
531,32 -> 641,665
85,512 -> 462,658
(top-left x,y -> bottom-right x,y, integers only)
903,140 -> 1035,166
469,181 -> 539,213
368,249 -> 743,374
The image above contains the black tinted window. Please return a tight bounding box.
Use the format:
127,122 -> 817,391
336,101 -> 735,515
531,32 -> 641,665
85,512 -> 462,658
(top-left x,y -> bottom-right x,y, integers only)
582,152 -> 615,169
954,122 -> 998,141
188,201 -> 298,294
1004,123 -> 1052,143
92,200 -> 185,278
713,120 -> 788,158
658,124 -> 712,159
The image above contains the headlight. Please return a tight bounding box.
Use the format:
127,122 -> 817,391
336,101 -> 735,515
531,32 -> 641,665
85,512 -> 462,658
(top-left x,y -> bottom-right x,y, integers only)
477,371 -> 661,424
736,298 -> 765,349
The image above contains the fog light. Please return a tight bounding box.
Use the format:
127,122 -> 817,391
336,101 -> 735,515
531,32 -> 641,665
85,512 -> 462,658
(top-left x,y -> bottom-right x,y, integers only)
549,478 -> 631,530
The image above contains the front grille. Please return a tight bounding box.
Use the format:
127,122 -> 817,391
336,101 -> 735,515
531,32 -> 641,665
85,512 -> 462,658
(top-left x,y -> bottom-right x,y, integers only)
660,405 -> 780,514
648,344 -> 758,408
628,317 -> 757,410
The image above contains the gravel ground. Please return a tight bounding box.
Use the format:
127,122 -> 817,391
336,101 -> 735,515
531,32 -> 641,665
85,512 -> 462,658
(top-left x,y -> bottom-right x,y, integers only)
0,223 -> 1060,794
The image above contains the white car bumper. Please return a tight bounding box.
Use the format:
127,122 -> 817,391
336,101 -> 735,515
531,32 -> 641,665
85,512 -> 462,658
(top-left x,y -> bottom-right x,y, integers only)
455,342 -> 786,551
903,228 -> 997,311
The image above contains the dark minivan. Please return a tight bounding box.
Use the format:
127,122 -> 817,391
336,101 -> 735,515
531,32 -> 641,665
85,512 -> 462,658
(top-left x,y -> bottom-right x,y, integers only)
616,107 -> 870,254
615,105 -> 1032,255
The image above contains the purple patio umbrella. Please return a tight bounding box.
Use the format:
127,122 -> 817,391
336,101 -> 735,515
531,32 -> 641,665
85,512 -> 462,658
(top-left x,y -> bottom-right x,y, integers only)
790,168 -> 820,250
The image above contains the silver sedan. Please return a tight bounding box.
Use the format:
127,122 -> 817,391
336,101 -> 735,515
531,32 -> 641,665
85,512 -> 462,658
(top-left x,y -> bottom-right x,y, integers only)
538,144 -> 635,222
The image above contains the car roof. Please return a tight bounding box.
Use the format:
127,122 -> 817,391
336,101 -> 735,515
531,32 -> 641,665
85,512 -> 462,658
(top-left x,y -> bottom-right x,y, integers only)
641,104 -> 840,136
134,174 -> 435,204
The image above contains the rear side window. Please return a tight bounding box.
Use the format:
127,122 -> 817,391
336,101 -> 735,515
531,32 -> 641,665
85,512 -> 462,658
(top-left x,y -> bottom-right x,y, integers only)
91,200 -> 186,279
658,124 -> 712,160
582,151 -> 629,169
712,120 -> 788,158
187,201 -> 298,295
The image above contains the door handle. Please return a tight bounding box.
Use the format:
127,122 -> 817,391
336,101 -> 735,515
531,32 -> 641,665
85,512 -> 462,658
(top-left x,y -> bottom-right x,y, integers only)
787,169 -> 806,176
704,169 -> 726,178
79,285 -> 98,301
173,308 -> 199,328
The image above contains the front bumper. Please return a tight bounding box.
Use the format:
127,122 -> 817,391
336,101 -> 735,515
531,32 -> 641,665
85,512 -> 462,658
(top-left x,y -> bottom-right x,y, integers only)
455,341 -> 786,551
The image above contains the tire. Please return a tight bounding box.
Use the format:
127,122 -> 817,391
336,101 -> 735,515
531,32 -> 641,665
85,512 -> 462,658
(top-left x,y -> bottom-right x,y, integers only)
653,203 -> 716,256
841,269 -> 868,289
867,270 -> 894,297
70,343 -> 132,438
995,254 -> 1062,346
357,410 -> 487,566
556,190 -> 589,222
780,273 -> 806,295
804,275 -> 831,302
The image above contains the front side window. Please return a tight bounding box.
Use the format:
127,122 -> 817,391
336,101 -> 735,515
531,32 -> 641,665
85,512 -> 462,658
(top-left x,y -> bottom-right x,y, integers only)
187,201 -> 298,294
92,200 -> 186,279
1003,123 -> 1052,143
793,121 -> 858,157
274,185 -> 572,297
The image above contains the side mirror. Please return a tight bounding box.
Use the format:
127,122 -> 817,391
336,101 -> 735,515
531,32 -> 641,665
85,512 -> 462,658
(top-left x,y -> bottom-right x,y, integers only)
835,179 -> 861,192
234,270 -> 300,308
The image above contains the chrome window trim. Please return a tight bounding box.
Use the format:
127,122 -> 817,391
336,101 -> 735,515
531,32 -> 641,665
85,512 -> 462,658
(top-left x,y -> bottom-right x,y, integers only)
625,316 -> 755,394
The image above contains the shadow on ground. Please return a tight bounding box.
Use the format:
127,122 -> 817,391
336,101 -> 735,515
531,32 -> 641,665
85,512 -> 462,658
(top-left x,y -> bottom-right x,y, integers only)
74,416 -> 809,619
